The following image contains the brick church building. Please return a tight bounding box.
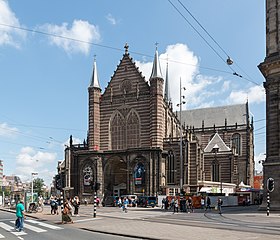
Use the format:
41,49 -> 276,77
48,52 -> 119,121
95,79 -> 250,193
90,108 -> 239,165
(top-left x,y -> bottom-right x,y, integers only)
60,44 -> 254,202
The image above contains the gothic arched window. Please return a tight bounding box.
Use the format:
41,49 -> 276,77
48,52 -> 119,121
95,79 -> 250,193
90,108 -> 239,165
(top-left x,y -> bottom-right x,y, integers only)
232,133 -> 241,155
211,160 -> 220,182
167,151 -> 175,184
111,112 -> 125,150
127,111 -> 140,148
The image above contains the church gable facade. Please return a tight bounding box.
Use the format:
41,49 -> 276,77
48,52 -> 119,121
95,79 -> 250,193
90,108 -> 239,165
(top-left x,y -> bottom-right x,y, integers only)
61,45 -> 254,202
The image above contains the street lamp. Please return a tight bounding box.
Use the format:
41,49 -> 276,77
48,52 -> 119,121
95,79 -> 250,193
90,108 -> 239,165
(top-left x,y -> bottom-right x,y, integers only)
176,78 -> 186,192
212,144 -> 221,194
31,172 -> 38,203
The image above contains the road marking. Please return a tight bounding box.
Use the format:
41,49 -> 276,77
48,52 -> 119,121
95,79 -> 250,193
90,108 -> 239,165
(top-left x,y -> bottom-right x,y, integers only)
25,219 -> 63,230
74,218 -> 102,223
19,223 -> 47,233
0,233 -> 4,238
0,222 -> 26,236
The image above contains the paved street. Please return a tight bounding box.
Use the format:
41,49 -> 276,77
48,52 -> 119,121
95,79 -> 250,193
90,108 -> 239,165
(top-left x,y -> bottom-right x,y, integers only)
1,204 -> 280,239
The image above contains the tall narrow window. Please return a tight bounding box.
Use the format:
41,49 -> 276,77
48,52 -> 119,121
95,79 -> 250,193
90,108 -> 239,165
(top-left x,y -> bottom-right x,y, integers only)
167,151 -> 175,184
232,133 -> 241,155
127,111 -> 140,148
111,112 -> 125,150
212,160 -> 220,182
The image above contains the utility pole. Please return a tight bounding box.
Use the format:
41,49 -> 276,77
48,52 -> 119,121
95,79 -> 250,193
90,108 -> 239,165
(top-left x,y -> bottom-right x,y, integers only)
31,172 -> 38,203
177,78 -> 186,192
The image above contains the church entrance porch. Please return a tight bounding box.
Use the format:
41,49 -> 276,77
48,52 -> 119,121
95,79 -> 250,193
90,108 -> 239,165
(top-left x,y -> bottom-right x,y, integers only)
104,157 -> 128,198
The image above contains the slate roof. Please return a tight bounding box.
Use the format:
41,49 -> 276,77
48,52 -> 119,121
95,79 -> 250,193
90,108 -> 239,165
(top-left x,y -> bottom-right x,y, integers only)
180,103 -> 248,128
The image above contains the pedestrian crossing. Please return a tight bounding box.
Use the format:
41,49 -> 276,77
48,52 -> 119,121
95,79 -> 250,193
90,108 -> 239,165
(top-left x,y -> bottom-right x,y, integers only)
0,219 -> 63,238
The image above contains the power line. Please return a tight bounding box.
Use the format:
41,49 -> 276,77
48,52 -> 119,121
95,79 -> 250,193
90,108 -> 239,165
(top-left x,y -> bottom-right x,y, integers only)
0,22 -> 255,79
168,0 -> 261,86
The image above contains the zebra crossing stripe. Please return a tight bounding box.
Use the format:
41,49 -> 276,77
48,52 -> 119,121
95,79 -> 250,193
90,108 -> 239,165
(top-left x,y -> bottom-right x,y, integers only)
9,221 -> 48,233
13,222 -> 47,233
0,233 -> 4,238
0,222 -> 26,236
26,219 -> 63,230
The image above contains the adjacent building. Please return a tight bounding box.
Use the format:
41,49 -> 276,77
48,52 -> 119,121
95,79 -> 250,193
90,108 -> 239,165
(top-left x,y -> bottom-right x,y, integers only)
0,160 -> 3,187
258,0 -> 280,210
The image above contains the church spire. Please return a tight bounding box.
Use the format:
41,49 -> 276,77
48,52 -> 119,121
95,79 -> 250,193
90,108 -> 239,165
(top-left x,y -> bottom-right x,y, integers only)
89,55 -> 101,89
164,59 -> 171,102
150,43 -> 163,79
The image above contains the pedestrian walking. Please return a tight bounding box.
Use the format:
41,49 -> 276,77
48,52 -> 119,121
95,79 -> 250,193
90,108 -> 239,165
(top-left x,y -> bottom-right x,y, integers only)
173,198 -> 179,213
205,196 -> 211,212
122,197 -> 129,213
50,196 -> 58,215
217,198 -> 223,215
161,197 -> 166,210
15,200 -> 25,232
165,198 -> 169,210
73,196 -> 80,216
187,197 -> 194,213
201,197 -> 205,209
62,200 -> 73,224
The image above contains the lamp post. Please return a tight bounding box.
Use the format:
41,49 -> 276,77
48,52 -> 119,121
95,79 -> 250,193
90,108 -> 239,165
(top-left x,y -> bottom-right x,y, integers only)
31,172 -> 38,203
176,78 -> 186,192
212,144 -> 221,193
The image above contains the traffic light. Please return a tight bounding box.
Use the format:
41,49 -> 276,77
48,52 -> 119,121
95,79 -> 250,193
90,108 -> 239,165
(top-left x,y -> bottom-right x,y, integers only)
55,174 -> 62,190
267,177 -> 275,192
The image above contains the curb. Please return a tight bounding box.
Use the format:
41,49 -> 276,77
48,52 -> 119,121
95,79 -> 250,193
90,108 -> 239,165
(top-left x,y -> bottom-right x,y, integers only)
81,228 -> 164,240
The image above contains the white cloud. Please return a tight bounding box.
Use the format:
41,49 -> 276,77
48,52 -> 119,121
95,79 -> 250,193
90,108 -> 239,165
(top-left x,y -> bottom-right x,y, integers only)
106,13 -> 117,25
254,152 -> 266,173
135,43 -> 265,110
16,147 -> 57,184
0,122 -> 18,137
222,80 -> 230,92
136,43 -> 221,109
0,0 -> 26,47
39,20 -> 101,55
227,85 -> 265,104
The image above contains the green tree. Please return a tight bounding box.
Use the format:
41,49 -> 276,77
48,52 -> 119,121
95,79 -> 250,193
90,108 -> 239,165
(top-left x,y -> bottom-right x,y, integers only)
33,178 -> 45,197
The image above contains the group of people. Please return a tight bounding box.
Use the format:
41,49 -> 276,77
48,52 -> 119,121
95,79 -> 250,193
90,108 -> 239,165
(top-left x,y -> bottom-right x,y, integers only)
116,197 -> 129,213
61,196 -> 80,224
161,196 -> 223,215
162,196 -> 194,213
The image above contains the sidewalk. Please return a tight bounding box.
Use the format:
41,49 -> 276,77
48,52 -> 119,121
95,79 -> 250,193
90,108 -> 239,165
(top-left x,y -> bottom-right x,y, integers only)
1,205 -> 280,240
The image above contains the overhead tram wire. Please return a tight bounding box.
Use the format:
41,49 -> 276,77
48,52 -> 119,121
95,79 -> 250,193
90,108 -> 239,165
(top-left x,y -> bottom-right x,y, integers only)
0,22 -> 237,77
177,0 -> 258,84
168,0 -> 261,86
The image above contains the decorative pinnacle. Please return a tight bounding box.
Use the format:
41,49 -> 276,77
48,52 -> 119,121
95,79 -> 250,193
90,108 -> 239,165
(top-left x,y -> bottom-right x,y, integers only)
124,43 -> 129,54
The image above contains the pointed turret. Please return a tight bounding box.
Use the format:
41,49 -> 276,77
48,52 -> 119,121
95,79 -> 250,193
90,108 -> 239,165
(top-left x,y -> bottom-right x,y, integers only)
164,60 -> 171,102
150,45 -> 163,79
88,55 -> 101,151
89,56 -> 101,89
149,44 -> 164,148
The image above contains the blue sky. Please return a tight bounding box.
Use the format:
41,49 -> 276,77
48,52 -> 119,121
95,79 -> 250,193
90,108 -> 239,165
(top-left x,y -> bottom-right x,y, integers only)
0,0 -> 266,186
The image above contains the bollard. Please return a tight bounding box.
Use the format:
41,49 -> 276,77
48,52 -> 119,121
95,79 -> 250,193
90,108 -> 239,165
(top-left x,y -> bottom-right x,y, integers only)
61,191 -> 64,221
267,191 -> 270,216
93,191 -> 97,218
